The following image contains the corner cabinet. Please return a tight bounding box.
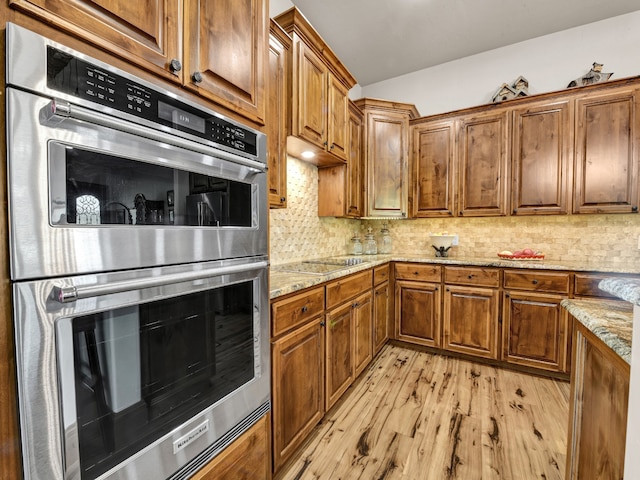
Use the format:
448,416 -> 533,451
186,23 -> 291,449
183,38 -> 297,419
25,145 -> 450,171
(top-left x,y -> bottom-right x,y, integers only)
573,86 -> 640,214
274,7 -> 356,167
267,21 -> 291,208
356,98 -> 419,218
11,0 -> 269,125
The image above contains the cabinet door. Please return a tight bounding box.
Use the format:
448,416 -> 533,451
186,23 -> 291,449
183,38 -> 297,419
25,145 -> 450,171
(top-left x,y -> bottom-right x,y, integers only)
346,103 -> 364,217
512,100 -> 572,215
184,0 -> 267,125
292,38 -> 327,149
502,291 -> 568,372
325,302 -> 354,409
395,279 -> 441,348
443,285 -> 499,359
566,323 -> 629,480
458,111 -> 509,216
267,23 -> 290,208
353,291 -> 373,377
365,111 -> 409,217
411,120 -> 456,217
10,0 -> 181,82
574,88 -> 640,213
272,319 -> 324,471
191,414 -> 271,480
373,281 -> 390,354
327,74 -> 349,162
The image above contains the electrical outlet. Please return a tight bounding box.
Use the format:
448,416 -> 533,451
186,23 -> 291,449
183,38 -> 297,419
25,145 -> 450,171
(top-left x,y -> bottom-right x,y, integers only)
637,234 -> 640,249
452,234 -> 459,246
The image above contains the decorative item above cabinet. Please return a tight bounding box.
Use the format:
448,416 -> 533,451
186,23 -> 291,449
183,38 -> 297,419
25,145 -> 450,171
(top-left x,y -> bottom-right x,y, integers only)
9,0 -> 269,126
274,7 -> 357,167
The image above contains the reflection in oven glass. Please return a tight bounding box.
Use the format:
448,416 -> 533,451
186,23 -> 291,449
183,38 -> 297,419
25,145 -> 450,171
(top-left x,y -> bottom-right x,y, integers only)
71,281 -> 254,479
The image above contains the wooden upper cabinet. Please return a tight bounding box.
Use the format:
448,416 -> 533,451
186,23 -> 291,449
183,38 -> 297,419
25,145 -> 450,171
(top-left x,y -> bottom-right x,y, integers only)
411,119 -> 456,217
184,0 -> 267,125
346,102 -> 364,218
573,87 -> 640,213
458,110 -> 510,216
10,0 -> 182,82
275,7 -> 356,167
357,99 -> 419,218
267,21 -> 291,209
511,100 -> 573,215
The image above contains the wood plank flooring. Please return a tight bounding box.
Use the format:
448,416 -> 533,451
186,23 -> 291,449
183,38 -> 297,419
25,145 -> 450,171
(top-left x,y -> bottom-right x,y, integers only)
277,344 -> 570,480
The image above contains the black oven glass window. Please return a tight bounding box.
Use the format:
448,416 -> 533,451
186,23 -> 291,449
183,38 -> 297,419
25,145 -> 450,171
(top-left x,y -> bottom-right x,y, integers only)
70,282 -> 255,479
58,146 -> 252,227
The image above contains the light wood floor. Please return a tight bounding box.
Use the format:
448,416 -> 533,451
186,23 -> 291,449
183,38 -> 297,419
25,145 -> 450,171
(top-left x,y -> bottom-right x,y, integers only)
277,344 -> 570,480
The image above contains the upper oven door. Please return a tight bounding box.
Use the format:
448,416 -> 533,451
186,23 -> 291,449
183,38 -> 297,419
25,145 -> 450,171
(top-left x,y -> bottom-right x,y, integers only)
6,88 -> 267,280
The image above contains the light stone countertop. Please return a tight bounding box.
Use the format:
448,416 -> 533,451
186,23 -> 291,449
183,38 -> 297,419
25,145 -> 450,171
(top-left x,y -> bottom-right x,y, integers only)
599,277 -> 640,305
269,254 -> 640,299
561,298 -> 633,364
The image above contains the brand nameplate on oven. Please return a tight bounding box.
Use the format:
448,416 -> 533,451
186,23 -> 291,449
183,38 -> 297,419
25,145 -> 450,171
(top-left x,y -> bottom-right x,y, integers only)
173,420 -> 210,454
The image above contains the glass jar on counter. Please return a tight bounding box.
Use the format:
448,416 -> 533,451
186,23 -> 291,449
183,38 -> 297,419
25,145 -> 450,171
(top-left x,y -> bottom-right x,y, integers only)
350,232 -> 363,255
364,227 -> 377,255
378,223 -> 392,254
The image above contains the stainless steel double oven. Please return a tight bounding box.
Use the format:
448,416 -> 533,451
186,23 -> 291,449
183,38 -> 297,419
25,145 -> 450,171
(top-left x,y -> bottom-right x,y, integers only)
6,24 -> 269,480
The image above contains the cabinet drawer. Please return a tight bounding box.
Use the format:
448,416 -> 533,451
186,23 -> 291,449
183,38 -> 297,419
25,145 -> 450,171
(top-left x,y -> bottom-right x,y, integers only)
444,266 -> 500,288
574,274 -> 618,298
373,264 -> 390,286
394,263 -> 441,282
271,286 -> 325,337
504,270 -> 570,294
326,269 -> 373,310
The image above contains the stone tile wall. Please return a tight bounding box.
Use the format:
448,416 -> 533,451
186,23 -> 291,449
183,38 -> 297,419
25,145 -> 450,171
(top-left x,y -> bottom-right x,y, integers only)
269,157 -> 640,266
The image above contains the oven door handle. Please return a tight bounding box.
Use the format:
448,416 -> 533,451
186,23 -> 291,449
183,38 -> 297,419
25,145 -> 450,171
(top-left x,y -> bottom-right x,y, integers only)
51,260 -> 268,303
39,98 -> 267,173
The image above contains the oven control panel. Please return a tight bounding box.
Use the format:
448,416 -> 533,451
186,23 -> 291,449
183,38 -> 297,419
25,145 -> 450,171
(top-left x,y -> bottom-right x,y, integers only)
45,46 -> 258,157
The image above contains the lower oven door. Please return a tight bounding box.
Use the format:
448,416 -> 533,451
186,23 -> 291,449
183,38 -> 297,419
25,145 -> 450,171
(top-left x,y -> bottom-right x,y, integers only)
13,257 -> 269,480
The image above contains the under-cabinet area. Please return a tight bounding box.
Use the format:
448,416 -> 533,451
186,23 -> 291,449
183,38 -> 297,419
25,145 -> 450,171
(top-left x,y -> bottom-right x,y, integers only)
269,257 -> 638,478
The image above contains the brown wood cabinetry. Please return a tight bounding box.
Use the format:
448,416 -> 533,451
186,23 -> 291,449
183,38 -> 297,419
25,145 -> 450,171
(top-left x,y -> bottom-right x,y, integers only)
10,0 -> 268,125
442,267 -> 501,359
191,413 -> 271,480
267,21 -> 291,208
356,99 -> 419,218
373,265 -> 390,354
458,111 -> 510,216
502,270 -> 570,373
411,119 -> 456,217
353,291 -> 374,377
274,7 -> 356,167
271,289 -> 325,471
325,300 -> 354,408
318,101 -> 364,217
511,100 -> 572,215
394,263 -> 442,347
574,273 -> 620,299
573,87 -> 640,214
566,319 -> 629,480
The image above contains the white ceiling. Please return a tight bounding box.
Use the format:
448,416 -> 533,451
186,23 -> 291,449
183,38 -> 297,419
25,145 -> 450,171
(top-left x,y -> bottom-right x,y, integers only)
285,0 -> 640,86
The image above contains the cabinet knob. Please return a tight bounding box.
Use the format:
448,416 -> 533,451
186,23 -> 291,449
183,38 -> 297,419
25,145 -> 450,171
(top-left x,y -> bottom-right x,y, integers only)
192,71 -> 203,84
323,141 -> 328,147
532,279 -> 539,285
353,302 -> 360,308
506,293 -> 510,298
169,58 -> 182,73
280,196 -> 286,202
330,144 -> 335,150
633,205 -> 638,212
467,274 -> 474,279
459,211 -> 463,216
301,305 -> 308,313
320,321 -> 326,327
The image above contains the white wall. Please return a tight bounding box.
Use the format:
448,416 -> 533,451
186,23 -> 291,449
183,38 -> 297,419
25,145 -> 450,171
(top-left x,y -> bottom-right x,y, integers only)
361,10 -> 640,116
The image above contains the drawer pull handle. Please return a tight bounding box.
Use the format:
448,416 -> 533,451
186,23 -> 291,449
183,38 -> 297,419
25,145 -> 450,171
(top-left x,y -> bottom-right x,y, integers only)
467,274 -> 474,279
532,279 -> 539,285
353,302 -> 360,308
301,305 -> 308,313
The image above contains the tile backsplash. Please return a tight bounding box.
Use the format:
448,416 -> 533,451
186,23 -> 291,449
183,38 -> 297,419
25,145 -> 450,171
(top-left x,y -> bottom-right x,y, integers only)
269,157 -> 640,266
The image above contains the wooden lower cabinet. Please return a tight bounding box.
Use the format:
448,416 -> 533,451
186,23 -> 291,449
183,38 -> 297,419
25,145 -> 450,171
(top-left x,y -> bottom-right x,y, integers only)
395,279 -> 441,347
191,413 -> 271,480
443,285 -> 500,359
566,320 -> 629,480
502,291 -> 568,372
271,318 -> 325,471
373,279 -> 390,354
353,291 -> 374,377
325,301 -> 354,409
